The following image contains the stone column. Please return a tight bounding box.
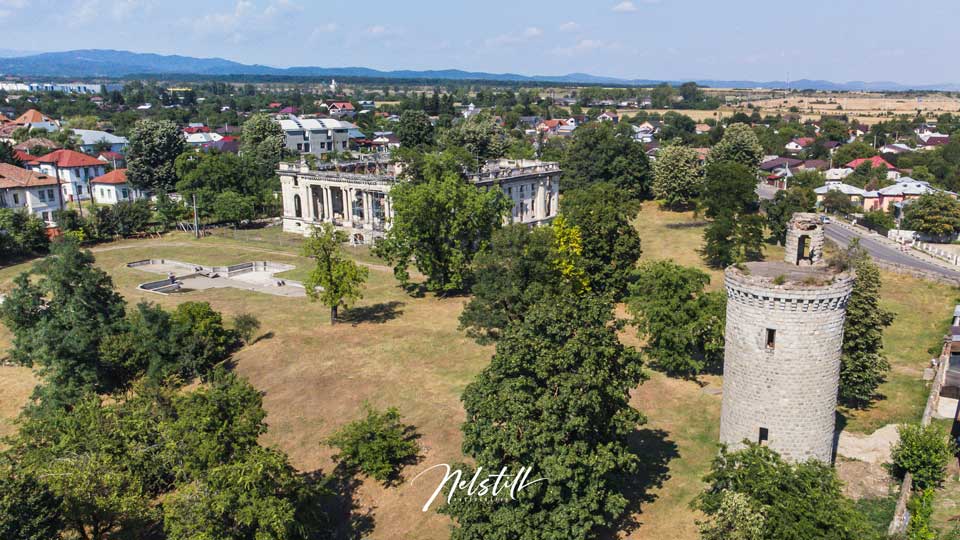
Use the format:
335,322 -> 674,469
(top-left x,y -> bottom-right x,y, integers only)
324,186 -> 332,221
363,192 -> 372,225
342,188 -> 351,221
384,193 -> 392,223
535,181 -> 546,221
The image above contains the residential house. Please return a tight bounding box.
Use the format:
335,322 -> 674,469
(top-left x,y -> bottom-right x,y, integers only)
325,101 -> 356,118
0,163 -> 62,226
73,129 -> 129,154
918,135 -> 950,151
825,167 -> 854,181
185,132 -> 223,147
536,119 -> 568,136
597,111 -> 619,123
13,109 -> 59,132
97,151 -> 126,169
27,149 -> 107,202
814,181 -> 880,212
880,143 -> 914,154
372,132 -> 401,149
846,156 -> 900,180
785,137 -> 814,153
695,123 -> 712,135
13,138 -> 59,155
279,115 -> 355,158
632,121 -> 661,143
90,169 -> 145,205
202,136 -> 241,154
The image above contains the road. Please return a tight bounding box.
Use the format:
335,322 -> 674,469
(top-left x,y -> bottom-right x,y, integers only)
824,223 -> 960,282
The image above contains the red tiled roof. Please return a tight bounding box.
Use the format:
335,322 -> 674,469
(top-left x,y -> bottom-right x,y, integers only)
0,163 -> 59,189
97,151 -> 124,160
791,137 -> 815,147
846,156 -> 895,170
13,137 -> 59,152
183,126 -> 210,134
91,169 -> 127,185
328,102 -> 354,111
31,149 -> 105,168
13,150 -> 34,162
14,109 -> 52,124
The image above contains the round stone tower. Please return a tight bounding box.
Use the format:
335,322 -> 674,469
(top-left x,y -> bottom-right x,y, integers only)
719,214 -> 854,463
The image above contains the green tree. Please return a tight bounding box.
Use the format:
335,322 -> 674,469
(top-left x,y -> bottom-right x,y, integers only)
562,122 -> 652,199
444,292 -> 647,540
707,123 -> 764,170
213,190 -> 256,227
126,118 -> 186,192
0,209 -> 48,257
696,444 -> 871,540
301,223 -> 369,324
834,141 -> 878,168
397,109 -> 435,149
163,446 -> 328,540
0,463 -> 63,540
439,114 -> 506,164
374,153 -> 511,293
561,183 -> 642,297
168,301 -> 240,380
903,192 -> 960,237
762,186 -> 816,245
821,189 -> 855,214
628,260 -> 726,378
840,245 -> 895,407
240,112 -> 285,180
233,313 -> 261,344
702,162 -> 764,267
0,240 -> 127,406
891,423 -> 957,490
697,490 -> 765,540
326,403 -> 420,485
458,224 -> 559,343
0,139 -> 21,166
160,371 -> 267,481
652,143 -> 703,209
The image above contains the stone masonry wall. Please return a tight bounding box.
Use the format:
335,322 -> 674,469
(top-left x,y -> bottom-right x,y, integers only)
719,270 -> 855,463
783,212 -> 825,266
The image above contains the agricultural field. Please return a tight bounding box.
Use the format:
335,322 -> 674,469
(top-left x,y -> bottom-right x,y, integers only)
0,206 -> 955,539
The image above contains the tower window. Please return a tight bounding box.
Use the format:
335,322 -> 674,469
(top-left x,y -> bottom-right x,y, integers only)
759,427 -> 769,446
765,329 -> 776,350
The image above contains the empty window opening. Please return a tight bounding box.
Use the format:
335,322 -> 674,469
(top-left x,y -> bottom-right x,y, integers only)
796,234 -> 811,263
759,427 -> 769,446
765,329 -> 776,350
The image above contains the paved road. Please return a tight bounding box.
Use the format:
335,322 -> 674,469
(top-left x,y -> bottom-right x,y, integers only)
824,223 -> 960,282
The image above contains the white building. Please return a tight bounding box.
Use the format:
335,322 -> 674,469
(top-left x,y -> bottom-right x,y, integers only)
185,132 -> 223,147
27,149 -> 107,202
72,129 -> 129,154
90,169 -> 145,205
279,158 -> 561,244
0,163 -> 62,226
278,115 -> 357,158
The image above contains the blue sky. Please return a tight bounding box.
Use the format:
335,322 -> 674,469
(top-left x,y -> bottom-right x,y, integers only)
0,0 -> 956,84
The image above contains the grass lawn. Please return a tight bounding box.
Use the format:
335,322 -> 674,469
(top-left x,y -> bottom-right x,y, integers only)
0,205 -> 955,539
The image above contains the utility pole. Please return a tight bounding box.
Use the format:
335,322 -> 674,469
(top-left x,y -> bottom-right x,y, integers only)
192,193 -> 200,239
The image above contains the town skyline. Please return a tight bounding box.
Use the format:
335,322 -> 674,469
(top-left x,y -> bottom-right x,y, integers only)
1,0 -> 959,85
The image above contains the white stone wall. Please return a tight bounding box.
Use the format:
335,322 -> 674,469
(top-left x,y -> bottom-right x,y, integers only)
719,270 -> 855,463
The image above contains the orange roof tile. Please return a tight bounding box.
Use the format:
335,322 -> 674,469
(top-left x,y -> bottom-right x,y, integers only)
32,149 -> 105,168
14,109 -> 52,124
91,169 -> 127,185
0,163 -> 59,189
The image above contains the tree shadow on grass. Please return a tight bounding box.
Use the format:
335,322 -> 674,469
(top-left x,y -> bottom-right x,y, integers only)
252,331 -> 274,344
603,427 -> 680,538
310,463 -> 377,540
341,301 -> 406,326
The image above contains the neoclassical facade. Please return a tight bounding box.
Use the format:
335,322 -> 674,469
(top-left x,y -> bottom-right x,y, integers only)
280,158 -> 560,243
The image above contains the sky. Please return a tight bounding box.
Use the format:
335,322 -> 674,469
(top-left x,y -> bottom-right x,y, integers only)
0,0 -> 957,84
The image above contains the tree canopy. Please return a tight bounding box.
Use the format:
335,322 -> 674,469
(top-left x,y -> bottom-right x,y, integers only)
706,123 -> 764,170
126,118 -> 186,192
302,223 -> 369,323
562,122 -> 652,199
652,143 -> 703,209
701,161 -> 764,267
903,192 -> 960,237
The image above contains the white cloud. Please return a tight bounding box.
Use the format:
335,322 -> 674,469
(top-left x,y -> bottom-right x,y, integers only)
367,25 -> 387,35
553,39 -> 606,56
523,26 -> 542,38
485,26 -> 543,48
0,0 -> 26,18
559,21 -> 579,32
612,1 -> 637,12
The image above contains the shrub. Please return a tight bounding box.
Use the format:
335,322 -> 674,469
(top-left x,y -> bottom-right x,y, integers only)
232,313 -> 261,344
326,404 -> 419,485
891,423 -> 956,490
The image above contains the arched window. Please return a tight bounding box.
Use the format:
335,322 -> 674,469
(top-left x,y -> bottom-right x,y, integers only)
294,194 -> 302,218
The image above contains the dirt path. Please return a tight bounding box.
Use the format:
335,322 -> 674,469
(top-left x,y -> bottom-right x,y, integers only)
837,424 -> 900,464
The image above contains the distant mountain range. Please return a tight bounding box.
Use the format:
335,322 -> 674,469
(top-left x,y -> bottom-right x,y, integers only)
0,49 -> 957,91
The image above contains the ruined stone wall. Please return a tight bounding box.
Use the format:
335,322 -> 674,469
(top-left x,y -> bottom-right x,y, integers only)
784,213 -> 825,266
719,270 -> 855,463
